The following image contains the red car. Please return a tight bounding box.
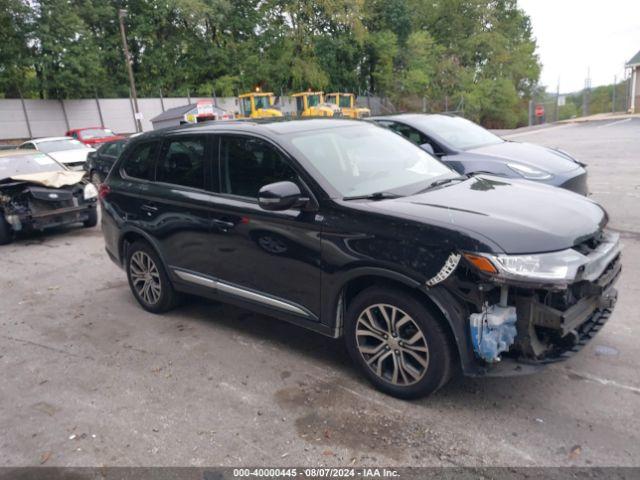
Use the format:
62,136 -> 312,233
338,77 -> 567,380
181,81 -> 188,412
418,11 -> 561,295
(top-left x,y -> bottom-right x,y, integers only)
66,127 -> 125,146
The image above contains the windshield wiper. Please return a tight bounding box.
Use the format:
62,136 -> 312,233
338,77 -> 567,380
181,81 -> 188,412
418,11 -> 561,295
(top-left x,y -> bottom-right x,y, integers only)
417,175 -> 467,193
343,191 -> 402,201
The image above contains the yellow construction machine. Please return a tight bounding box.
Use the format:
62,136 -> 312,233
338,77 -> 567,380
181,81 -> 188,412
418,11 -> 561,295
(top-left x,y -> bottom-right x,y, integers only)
325,93 -> 370,119
237,91 -> 283,118
291,91 -> 341,117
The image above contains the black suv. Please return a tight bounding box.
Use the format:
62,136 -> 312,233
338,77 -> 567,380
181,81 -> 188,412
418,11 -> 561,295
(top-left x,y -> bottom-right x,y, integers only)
100,119 -> 620,399
84,138 -> 128,186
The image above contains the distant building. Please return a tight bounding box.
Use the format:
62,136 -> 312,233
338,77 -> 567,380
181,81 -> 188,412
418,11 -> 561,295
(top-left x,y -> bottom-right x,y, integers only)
626,49 -> 640,113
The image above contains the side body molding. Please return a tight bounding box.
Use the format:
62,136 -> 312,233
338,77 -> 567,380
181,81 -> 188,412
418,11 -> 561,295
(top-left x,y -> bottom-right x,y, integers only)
172,268 -> 317,320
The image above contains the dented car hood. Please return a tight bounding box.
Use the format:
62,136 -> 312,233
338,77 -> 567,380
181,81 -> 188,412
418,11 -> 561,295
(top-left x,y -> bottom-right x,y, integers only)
9,171 -> 86,188
362,175 -> 607,254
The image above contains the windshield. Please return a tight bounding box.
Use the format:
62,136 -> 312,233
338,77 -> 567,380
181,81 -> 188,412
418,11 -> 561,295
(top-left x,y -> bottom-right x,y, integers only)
0,153 -> 64,180
289,124 -> 454,198
37,139 -> 88,153
410,115 -> 503,150
254,96 -> 272,110
80,128 -> 115,139
307,95 -> 320,107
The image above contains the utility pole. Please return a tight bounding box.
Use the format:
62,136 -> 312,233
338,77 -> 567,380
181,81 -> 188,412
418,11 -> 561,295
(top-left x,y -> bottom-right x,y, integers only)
554,78 -> 560,122
612,75 -> 616,113
583,67 -> 591,117
118,9 -> 142,133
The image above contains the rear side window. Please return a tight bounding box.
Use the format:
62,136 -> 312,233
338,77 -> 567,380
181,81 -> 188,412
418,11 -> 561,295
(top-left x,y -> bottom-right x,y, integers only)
219,136 -> 297,198
156,137 -> 206,189
100,143 -> 117,155
112,141 -> 126,157
121,142 -> 158,180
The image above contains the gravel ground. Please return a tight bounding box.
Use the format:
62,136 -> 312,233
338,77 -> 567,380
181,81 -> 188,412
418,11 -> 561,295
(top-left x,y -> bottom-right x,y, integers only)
1,117 -> 639,467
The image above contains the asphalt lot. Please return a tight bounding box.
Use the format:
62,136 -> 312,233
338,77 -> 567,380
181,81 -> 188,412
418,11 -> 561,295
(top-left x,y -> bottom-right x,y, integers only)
1,117 -> 639,467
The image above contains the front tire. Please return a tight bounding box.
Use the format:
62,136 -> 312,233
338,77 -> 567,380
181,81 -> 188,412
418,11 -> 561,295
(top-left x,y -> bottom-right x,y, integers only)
0,214 -> 12,245
344,286 -> 454,399
126,241 -> 180,313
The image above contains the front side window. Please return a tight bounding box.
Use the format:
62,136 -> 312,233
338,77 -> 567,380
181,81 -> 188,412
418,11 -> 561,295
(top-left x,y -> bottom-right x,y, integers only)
339,96 -> 352,108
289,123 -> 454,198
254,96 -> 270,109
219,136 -> 297,198
121,142 -> 158,180
19,143 -> 36,150
241,98 -> 252,116
295,97 -> 304,113
156,137 -> 206,189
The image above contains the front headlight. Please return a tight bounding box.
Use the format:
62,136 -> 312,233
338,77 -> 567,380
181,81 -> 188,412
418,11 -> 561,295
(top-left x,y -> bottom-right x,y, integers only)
506,162 -> 553,180
463,249 -> 588,285
83,183 -> 98,200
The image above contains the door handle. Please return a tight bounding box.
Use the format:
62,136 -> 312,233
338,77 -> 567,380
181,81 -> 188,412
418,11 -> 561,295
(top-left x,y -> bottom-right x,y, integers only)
141,203 -> 158,213
211,219 -> 235,232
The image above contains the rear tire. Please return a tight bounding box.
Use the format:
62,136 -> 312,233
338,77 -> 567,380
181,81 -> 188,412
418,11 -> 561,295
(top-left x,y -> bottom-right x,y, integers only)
0,214 -> 12,245
126,240 -> 180,313
83,208 -> 98,228
344,286 -> 454,399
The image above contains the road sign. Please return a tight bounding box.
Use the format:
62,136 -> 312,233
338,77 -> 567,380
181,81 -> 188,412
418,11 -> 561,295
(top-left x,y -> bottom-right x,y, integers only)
535,104 -> 545,117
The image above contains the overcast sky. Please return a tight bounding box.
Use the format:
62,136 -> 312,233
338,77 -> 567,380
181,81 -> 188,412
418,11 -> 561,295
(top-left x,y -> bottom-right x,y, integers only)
518,0 -> 640,93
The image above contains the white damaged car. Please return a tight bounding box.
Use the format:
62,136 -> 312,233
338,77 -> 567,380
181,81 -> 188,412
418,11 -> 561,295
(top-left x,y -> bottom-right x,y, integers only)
19,137 -> 96,171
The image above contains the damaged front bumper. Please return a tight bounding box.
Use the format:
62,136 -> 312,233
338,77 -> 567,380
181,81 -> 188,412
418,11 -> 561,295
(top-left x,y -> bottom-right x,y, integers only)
445,231 -> 622,376
6,204 -> 96,231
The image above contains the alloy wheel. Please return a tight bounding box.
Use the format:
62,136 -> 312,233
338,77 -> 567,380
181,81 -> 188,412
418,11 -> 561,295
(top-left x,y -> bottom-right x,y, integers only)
129,251 -> 161,305
355,304 -> 429,386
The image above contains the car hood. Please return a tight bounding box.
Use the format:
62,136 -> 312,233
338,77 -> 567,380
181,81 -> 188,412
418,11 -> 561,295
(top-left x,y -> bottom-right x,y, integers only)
466,141 -> 579,174
363,175 -> 607,254
47,149 -> 94,164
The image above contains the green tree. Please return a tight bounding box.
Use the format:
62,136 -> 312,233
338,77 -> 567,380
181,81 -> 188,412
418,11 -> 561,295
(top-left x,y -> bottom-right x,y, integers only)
0,0 -> 36,97
34,0 -> 107,98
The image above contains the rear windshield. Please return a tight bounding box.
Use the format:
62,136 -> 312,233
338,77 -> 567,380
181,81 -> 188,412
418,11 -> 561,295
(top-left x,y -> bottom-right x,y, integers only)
80,128 -> 116,139
0,153 -> 64,180
37,139 -> 88,153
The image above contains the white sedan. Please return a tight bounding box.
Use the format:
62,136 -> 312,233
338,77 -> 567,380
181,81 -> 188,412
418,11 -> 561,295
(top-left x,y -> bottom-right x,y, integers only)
19,137 -> 96,170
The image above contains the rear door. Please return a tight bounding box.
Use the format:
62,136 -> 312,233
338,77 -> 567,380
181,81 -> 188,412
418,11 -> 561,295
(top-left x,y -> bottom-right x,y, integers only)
102,140 -> 161,254
139,133 -> 216,274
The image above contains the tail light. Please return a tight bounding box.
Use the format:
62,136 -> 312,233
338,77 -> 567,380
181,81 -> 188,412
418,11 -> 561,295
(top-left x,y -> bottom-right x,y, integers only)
98,184 -> 111,199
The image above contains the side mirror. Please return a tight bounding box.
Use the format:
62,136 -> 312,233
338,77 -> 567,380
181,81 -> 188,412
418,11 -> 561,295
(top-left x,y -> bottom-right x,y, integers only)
258,181 -> 307,211
419,143 -> 435,155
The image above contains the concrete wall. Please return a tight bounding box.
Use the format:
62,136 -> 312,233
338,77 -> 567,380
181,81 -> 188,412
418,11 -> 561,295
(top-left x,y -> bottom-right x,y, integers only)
0,95 -> 382,141
632,67 -> 640,113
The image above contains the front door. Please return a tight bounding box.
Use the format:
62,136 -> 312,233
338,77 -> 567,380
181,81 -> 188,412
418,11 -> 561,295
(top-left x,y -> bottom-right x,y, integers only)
205,134 -> 323,319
